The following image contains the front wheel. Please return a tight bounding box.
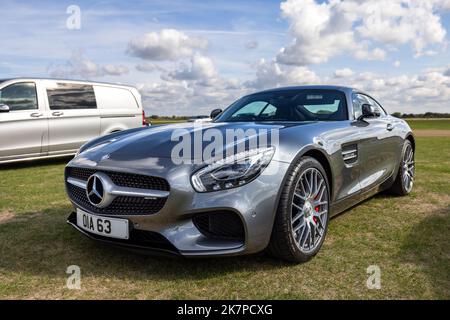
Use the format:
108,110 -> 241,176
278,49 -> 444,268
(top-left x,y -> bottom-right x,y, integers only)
389,140 -> 415,196
268,157 -> 330,263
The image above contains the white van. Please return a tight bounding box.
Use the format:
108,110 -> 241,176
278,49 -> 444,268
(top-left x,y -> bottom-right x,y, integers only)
0,78 -> 147,164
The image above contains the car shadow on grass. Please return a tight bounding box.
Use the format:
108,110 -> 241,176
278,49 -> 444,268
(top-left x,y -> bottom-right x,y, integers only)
0,206 -> 289,283
396,205 -> 450,299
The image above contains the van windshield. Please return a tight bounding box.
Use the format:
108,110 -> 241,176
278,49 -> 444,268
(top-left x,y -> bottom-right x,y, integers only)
215,89 -> 348,122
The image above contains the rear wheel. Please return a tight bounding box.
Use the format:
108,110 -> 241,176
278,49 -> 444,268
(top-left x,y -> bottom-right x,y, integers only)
268,157 -> 330,263
389,140 -> 414,196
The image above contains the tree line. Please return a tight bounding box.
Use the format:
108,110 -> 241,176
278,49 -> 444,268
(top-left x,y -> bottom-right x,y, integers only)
392,112 -> 450,118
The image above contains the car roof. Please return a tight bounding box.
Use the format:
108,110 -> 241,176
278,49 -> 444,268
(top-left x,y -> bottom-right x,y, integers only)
254,85 -> 359,94
0,77 -> 136,90
254,85 -> 355,94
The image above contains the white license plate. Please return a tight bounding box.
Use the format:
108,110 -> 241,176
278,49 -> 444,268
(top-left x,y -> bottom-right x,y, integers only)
76,209 -> 129,240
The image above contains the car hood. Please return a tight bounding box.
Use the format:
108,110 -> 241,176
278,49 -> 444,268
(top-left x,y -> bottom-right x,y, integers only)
72,121 -> 333,171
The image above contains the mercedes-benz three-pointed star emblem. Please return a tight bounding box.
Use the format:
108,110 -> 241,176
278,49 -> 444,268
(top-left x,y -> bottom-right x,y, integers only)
86,174 -> 105,206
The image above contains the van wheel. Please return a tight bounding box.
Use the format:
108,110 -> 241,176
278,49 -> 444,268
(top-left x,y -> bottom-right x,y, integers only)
268,157 -> 330,263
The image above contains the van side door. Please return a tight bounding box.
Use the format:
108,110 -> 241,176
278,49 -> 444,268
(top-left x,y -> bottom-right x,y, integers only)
0,81 -> 48,162
44,82 -> 100,155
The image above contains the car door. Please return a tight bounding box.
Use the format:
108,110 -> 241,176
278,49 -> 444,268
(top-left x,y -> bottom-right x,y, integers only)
353,93 -> 398,191
44,81 -> 100,155
0,81 -> 48,162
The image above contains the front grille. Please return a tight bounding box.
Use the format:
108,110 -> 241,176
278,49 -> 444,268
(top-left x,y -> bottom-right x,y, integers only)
65,166 -> 169,215
67,184 -> 167,215
193,211 -> 245,241
66,167 -> 170,191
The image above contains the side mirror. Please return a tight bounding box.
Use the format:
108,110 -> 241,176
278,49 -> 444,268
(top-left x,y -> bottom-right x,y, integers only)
0,104 -> 10,113
210,108 -> 222,119
358,104 -> 378,120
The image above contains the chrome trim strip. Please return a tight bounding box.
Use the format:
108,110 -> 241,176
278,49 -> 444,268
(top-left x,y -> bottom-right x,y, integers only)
110,187 -> 169,198
100,114 -> 137,119
342,149 -> 357,155
343,153 -> 358,161
67,177 -> 88,189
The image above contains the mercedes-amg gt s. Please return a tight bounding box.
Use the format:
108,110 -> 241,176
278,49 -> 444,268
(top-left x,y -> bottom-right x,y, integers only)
65,86 -> 415,263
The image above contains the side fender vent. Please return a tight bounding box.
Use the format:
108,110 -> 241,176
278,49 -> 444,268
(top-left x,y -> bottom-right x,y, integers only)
342,144 -> 358,165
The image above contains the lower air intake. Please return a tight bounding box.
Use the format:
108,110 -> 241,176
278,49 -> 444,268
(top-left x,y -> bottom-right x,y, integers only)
193,211 -> 245,241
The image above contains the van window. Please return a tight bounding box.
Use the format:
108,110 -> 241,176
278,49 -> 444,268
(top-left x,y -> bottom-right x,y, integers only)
47,83 -> 97,110
93,86 -> 138,110
0,82 -> 38,111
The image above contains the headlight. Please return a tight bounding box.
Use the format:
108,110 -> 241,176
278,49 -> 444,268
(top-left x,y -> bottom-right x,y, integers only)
191,147 -> 275,192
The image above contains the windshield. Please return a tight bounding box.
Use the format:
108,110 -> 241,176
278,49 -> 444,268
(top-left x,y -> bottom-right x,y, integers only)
216,89 -> 348,122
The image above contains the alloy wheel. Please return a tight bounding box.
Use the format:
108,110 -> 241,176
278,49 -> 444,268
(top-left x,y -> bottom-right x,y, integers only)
402,144 -> 415,192
291,168 -> 328,253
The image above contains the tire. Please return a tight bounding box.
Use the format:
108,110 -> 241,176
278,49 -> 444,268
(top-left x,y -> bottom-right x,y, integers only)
268,156 -> 330,263
389,140 -> 415,196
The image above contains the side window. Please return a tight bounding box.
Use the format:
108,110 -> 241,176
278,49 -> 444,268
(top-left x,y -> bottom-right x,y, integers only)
352,93 -> 368,119
260,104 -> 277,117
365,96 -> 386,117
0,82 -> 38,111
230,101 -> 272,119
47,83 -> 97,110
303,99 -> 341,115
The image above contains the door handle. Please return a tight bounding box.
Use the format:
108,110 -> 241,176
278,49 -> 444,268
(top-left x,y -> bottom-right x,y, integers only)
52,111 -> 64,116
30,112 -> 43,118
386,123 -> 394,131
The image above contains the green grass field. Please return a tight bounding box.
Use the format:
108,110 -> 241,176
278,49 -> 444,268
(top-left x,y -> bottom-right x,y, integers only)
406,119 -> 450,131
0,121 -> 449,299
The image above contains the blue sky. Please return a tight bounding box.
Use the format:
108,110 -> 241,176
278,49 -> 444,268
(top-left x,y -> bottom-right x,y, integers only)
1,0 -> 450,115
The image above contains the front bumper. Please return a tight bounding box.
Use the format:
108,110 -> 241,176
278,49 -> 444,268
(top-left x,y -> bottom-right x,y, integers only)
66,156 -> 289,257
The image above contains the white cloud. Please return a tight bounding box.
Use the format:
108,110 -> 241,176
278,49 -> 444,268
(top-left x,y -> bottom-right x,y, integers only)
354,47 -> 387,61
101,64 -> 130,76
163,54 -> 217,83
393,60 -> 401,68
135,62 -> 166,73
245,59 -> 320,89
276,0 -> 357,65
276,0 -> 447,65
328,68 -> 450,113
48,50 -> 129,78
127,29 -> 208,61
355,0 -> 447,57
137,79 -> 246,116
334,68 -> 354,78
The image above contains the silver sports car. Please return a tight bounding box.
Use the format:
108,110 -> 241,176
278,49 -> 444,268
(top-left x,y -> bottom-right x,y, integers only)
65,85 -> 415,263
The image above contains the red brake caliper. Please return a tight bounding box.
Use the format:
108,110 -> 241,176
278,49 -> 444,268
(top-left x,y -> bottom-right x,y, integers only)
313,195 -> 320,223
